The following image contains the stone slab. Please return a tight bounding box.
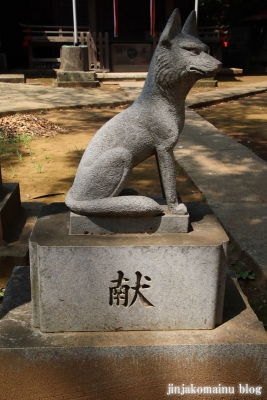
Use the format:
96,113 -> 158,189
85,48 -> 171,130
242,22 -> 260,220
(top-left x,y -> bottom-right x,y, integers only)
57,71 -> 96,81
96,68 -> 243,81
0,182 -> 21,242
0,74 -> 25,83
29,203 -> 228,332
217,67 -> 243,76
0,266 -> 267,399
96,72 -> 147,81
70,204 -> 189,234
194,79 -> 218,87
186,82 -> 267,108
57,80 -> 99,88
0,83 -> 129,114
177,107 -> 267,277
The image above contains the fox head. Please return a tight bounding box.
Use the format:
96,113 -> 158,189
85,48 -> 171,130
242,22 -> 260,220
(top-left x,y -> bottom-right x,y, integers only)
155,9 -> 222,91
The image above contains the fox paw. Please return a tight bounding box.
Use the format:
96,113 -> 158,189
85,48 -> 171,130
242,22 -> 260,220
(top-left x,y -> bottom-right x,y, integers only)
169,203 -> 187,215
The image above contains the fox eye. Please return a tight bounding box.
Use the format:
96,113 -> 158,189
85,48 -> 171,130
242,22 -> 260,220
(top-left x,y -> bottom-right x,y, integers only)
182,47 -> 200,55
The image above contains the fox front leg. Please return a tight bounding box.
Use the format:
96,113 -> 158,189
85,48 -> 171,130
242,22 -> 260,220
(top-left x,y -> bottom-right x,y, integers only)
156,147 -> 187,215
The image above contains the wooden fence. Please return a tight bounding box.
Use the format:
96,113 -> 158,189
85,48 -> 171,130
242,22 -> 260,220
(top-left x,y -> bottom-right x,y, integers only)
21,25 -> 110,70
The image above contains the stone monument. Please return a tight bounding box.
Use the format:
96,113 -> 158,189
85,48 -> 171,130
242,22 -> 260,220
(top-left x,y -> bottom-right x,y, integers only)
30,9 -> 228,333
58,44 -> 100,88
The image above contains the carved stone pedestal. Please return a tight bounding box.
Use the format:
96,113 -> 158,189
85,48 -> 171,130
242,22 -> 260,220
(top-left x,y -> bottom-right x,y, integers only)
1,266 -> 267,400
30,202 -> 228,332
56,71 -> 99,88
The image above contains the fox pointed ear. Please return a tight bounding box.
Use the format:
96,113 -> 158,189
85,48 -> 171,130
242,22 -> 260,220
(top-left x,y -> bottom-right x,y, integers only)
182,11 -> 199,38
159,8 -> 182,47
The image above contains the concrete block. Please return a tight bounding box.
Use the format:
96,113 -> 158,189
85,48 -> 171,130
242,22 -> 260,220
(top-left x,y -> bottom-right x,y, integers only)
29,203 -> 228,332
70,205 -> 189,234
0,266 -> 267,400
61,45 -> 88,71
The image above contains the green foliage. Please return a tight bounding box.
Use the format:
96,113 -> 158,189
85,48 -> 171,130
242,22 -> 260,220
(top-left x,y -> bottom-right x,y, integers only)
2,133 -> 32,147
10,165 -> 16,178
176,165 -> 184,177
198,194 -> 207,203
34,160 -> 42,173
229,243 -> 236,253
235,268 -> 256,280
75,145 -> 84,155
18,134 -> 32,148
0,135 -> 8,158
16,150 -> 23,162
229,258 -> 238,266
42,149 -> 50,161
253,296 -> 267,313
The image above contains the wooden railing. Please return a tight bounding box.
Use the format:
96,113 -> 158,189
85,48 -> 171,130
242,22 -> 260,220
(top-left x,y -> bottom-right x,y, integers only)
21,25 -> 110,70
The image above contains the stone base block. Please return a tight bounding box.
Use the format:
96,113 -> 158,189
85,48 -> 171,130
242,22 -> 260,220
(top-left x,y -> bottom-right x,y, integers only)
0,183 -> 21,242
57,71 -> 99,88
0,266 -> 267,400
70,205 -> 189,234
30,203 -> 228,332
57,80 -> 99,88
194,79 -> 218,88
57,71 -> 96,82
61,45 -> 88,71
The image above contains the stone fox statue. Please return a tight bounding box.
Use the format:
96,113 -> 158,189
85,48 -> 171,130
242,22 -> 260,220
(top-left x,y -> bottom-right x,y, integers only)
66,9 -> 221,217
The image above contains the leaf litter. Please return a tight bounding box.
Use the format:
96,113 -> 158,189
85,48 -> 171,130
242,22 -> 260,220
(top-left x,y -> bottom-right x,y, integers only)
0,113 -> 68,139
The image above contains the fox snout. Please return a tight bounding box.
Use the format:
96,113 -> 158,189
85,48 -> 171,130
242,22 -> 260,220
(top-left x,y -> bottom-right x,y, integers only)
203,55 -> 222,77
188,51 -> 222,78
